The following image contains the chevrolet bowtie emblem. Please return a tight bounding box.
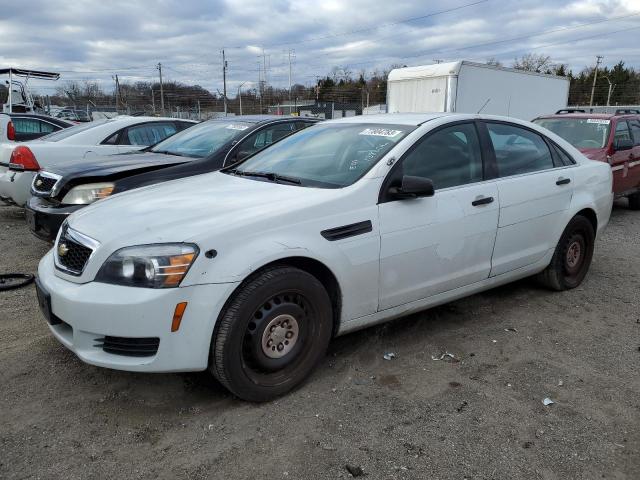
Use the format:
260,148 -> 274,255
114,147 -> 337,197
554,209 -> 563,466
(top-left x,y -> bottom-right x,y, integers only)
58,243 -> 69,257
36,179 -> 43,187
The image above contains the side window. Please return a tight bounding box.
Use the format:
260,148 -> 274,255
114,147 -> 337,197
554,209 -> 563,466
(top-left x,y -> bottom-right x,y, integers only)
102,132 -> 119,145
614,121 -> 631,142
294,121 -> 312,131
122,122 -> 178,146
628,120 -> 640,146
487,123 -> 554,177
551,143 -> 576,166
39,121 -> 58,133
232,123 -> 295,163
176,121 -> 195,131
401,123 -> 483,190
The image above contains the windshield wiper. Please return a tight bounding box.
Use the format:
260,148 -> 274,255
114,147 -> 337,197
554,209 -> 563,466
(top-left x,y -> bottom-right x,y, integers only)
228,169 -> 301,185
151,150 -> 184,157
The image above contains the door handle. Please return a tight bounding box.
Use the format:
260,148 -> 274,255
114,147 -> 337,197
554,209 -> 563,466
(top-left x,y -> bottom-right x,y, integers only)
471,196 -> 494,206
556,178 -> 571,185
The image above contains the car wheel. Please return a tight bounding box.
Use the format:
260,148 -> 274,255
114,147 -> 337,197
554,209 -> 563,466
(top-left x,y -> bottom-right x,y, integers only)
628,192 -> 640,210
537,215 -> 595,291
210,265 -> 333,402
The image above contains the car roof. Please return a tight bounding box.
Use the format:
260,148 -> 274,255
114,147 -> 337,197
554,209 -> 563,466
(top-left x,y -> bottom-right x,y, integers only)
207,115 -> 315,124
536,113 -> 640,120
8,113 -> 74,125
325,113 -> 449,126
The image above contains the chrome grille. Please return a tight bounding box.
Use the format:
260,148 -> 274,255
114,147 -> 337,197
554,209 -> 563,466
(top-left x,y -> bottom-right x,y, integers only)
32,172 -> 61,195
54,224 -> 97,276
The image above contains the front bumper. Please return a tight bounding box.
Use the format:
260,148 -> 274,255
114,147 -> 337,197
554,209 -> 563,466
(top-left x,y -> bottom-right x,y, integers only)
37,251 -> 239,372
26,196 -> 82,242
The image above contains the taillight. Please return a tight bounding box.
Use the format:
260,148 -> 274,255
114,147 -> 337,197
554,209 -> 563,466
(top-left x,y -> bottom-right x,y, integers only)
7,121 -> 15,141
9,146 -> 40,171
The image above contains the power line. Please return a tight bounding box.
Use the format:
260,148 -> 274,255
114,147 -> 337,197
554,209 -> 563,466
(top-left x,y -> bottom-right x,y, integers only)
262,0 -> 490,47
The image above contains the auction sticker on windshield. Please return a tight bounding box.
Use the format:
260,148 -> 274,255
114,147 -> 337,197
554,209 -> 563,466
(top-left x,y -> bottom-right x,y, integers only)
359,128 -> 403,137
226,124 -> 250,131
586,119 -> 610,125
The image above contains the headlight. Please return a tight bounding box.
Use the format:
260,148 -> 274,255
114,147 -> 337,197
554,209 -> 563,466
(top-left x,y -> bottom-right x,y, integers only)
62,182 -> 114,205
95,244 -> 199,288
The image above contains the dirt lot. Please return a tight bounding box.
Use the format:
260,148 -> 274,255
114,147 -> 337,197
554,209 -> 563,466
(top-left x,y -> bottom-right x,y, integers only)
0,201 -> 638,480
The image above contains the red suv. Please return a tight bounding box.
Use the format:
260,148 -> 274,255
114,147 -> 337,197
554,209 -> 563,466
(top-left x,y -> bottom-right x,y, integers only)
534,109 -> 640,209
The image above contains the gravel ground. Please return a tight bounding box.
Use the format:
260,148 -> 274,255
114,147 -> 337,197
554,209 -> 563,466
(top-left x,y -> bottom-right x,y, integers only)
0,201 -> 638,480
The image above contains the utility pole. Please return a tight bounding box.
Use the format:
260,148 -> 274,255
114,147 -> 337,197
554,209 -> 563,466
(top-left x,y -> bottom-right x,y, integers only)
151,88 -> 155,114
287,49 -> 295,101
589,55 -> 603,107
262,49 -> 269,107
157,63 -> 165,115
222,49 -> 228,115
257,60 -> 263,113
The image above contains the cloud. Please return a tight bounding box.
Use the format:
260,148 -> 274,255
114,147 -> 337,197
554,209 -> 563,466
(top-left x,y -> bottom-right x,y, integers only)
0,0 -> 638,95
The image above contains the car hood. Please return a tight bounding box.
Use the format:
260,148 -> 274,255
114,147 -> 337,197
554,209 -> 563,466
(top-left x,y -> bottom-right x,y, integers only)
68,171 -> 337,245
578,147 -> 607,161
46,152 -> 189,178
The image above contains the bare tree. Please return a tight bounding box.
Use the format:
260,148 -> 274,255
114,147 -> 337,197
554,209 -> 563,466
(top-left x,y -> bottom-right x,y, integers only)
513,53 -> 553,73
486,57 -> 503,67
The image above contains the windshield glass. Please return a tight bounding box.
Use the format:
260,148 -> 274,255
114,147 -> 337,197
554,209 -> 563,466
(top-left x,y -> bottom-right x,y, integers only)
228,123 -> 415,188
533,118 -> 610,149
150,120 -> 253,158
38,119 -> 110,142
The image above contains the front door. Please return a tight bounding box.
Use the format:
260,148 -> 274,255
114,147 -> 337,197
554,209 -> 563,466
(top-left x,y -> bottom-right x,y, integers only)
378,122 -> 499,310
625,118 -> 640,192
610,120 -> 637,193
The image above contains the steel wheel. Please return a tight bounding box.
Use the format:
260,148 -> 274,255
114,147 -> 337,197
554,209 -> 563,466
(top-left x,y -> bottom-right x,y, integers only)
537,215 -> 595,291
210,265 -> 333,402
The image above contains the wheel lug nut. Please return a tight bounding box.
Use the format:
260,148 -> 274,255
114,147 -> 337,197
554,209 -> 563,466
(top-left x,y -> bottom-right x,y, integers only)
277,343 -> 284,351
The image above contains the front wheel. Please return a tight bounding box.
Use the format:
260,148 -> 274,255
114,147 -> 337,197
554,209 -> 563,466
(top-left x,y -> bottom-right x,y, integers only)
537,215 -> 595,291
628,192 -> 640,210
210,266 -> 333,402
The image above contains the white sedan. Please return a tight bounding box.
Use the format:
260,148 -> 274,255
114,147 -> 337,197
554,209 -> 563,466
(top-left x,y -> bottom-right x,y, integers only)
36,113 -> 613,401
0,116 -> 195,206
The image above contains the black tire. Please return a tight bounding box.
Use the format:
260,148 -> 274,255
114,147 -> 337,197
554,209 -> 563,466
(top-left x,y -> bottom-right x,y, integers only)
537,215 -> 595,291
628,192 -> 640,210
210,266 -> 333,402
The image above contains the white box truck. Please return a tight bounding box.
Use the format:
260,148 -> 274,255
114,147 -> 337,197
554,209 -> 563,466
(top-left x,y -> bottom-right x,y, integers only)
387,61 -> 569,120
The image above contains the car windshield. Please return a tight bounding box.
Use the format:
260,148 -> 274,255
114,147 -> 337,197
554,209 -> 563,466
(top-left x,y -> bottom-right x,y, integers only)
533,118 -> 610,149
150,120 -> 253,158
227,123 -> 415,188
37,119 -> 110,142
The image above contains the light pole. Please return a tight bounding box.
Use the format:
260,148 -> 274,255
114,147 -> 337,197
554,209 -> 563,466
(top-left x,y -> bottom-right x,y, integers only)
237,81 -> 247,115
603,76 -> 615,108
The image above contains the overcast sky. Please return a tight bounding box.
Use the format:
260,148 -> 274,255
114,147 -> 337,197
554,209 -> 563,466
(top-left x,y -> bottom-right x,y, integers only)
1,0 -> 639,95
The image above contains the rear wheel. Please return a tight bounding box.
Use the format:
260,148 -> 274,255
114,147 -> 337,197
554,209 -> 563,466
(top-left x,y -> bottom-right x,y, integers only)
628,192 -> 640,210
210,266 -> 333,402
537,215 -> 595,291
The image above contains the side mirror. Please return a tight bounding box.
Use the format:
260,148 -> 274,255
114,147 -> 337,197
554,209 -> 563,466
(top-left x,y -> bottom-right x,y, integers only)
614,138 -> 633,152
389,175 -> 435,199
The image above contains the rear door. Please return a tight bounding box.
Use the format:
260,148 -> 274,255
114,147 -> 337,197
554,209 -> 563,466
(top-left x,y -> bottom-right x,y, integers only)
484,121 -> 575,276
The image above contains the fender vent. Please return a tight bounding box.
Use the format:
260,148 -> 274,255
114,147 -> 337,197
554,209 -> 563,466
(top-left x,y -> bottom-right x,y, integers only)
321,220 -> 372,241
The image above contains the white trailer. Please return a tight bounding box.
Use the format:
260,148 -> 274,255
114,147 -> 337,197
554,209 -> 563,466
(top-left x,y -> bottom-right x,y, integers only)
387,61 -> 569,121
